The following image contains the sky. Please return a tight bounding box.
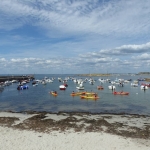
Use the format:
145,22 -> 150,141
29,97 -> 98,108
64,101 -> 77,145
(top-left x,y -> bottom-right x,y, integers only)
0,0 -> 150,74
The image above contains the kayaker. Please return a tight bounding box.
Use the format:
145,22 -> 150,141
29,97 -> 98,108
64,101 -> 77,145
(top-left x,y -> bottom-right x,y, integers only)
143,86 -> 146,92
94,93 -> 97,96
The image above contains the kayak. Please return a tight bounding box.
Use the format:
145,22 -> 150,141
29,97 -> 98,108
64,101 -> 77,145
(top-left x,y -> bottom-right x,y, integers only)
113,91 -> 129,95
80,95 -> 99,99
84,92 -> 97,95
97,86 -> 104,90
70,92 -> 86,96
50,91 -> 58,96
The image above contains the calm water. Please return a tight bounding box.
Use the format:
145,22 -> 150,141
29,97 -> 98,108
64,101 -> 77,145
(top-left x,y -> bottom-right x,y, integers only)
0,74 -> 150,115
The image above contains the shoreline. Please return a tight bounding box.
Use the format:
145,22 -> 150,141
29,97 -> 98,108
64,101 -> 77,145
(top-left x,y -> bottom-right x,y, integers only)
0,111 -> 150,150
3,110 -> 150,117
0,111 -> 150,139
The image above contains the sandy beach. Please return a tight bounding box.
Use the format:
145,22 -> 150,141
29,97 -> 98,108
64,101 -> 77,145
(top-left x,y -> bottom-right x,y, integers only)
0,111 -> 150,150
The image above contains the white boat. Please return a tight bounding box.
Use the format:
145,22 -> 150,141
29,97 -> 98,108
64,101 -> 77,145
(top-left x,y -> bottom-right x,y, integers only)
33,83 -> 38,86
108,85 -> 116,90
46,79 -> 53,83
59,85 -> 66,90
76,83 -> 84,90
131,83 -> 138,87
124,80 -> 130,83
42,81 -> 46,85
99,78 -> 106,83
11,80 -> 18,83
131,80 -> 138,87
140,85 -> 148,90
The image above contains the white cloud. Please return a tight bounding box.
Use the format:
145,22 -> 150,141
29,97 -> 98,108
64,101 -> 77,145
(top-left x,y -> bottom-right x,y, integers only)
1,0 -> 150,73
1,0 -> 150,36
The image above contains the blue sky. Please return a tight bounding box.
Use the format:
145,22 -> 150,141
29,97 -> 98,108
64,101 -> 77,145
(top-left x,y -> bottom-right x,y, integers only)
0,0 -> 150,74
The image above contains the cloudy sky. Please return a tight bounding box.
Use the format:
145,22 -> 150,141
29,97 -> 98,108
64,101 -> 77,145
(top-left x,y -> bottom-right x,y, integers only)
0,0 -> 150,74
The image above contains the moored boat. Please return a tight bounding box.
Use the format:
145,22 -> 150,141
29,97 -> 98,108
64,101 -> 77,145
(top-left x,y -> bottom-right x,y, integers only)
141,83 -> 150,87
17,85 -> 29,90
140,85 -> 148,90
59,85 -> 66,90
108,85 -> 116,90
76,83 -> 84,90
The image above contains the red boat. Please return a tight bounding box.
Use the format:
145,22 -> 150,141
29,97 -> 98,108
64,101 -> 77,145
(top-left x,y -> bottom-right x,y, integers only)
141,83 -> 150,87
113,91 -> 129,95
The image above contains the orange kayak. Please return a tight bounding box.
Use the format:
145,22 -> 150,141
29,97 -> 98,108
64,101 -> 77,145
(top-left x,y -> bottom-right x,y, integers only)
97,86 -> 104,90
113,91 -> 129,95
50,91 -> 58,96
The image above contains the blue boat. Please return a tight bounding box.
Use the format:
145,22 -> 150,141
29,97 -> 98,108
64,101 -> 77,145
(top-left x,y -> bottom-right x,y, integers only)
17,85 -> 29,90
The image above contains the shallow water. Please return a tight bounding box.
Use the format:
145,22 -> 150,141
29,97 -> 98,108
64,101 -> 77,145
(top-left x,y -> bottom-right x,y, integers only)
0,74 -> 150,115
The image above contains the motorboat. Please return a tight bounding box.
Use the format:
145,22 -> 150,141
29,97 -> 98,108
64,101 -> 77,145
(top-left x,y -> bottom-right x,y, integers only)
17,85 -> 29,90
108,85 -> 116,90
131,83 -> 138,87
131,80 -> 138,87
59,85 -> 66,90
140,85 -> 148,90
42,80 -> 47,85
76,83 -> 84,90
98,78 -> 106,83
141,83 -> 150,87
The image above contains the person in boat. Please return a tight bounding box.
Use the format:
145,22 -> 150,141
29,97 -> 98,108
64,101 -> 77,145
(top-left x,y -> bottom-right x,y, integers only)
72,91 -> 75,94
55,91 -> 57,94
94,93 -> 97,97
111,85 -> 114,91
143,86 -> 146,92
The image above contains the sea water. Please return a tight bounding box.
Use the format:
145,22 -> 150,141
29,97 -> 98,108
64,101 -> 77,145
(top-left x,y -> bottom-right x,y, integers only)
0,74 -> 150,115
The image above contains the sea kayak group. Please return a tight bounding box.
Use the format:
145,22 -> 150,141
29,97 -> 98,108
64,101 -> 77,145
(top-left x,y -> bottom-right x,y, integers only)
50,89 -> 130,99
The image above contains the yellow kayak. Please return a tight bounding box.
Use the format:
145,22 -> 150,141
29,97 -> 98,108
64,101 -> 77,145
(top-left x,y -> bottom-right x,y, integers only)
85,92 -> 97,95
80,95 -> 99,99
70,92 -> 86,96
